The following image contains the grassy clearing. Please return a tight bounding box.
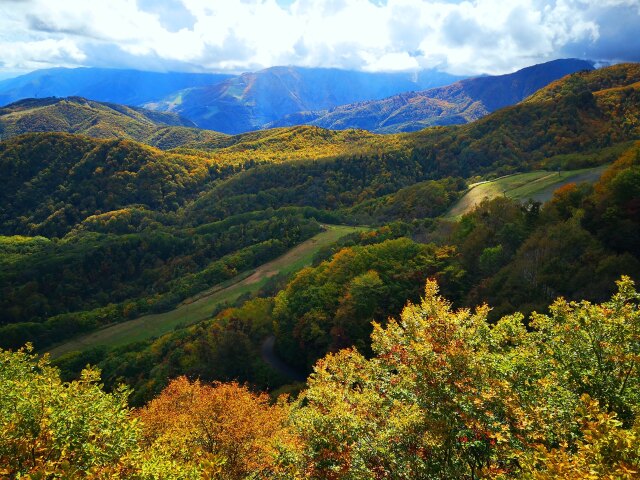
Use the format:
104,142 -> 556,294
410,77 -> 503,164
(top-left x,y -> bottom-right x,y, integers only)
47,224 -> 366,357
446,165 -> 608,219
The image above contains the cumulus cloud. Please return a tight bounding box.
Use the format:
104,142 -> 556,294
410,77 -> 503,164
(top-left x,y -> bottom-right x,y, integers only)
0,0 -> 637,75
0,38 -> 86,71
559,2 -> 640,64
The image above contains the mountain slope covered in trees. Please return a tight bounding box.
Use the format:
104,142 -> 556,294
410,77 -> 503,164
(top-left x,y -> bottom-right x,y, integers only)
269,58 -> 594,132
66,136 -> 640,409
0,133 -> 222,237
185,62 -> 640,226
0,97 -> 227,148
3,274 -> 639,478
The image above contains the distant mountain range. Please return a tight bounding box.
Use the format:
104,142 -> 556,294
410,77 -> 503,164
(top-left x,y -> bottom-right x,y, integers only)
146,66 -> 465,134
0,59 -> 596,135
0,97 -> 225,148
267,59 -> 596,133
0,68 -> 233,106
0,66 -> 464,135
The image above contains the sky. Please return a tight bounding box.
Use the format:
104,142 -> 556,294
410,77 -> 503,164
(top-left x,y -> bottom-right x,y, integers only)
0,0 -> 638,78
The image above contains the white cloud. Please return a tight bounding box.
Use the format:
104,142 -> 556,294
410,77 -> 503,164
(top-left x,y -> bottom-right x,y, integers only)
0,0 -> 637,75
0,38 -> 86,70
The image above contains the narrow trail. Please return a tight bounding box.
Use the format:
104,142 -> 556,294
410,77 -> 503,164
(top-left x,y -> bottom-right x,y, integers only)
260,335 -> 307,382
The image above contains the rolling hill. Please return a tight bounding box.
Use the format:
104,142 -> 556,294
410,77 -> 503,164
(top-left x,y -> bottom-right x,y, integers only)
0,96 -> 226,147
0,132 -> 218,237
0,68 -> 233,107
146,66 -> 465,133
268,58 -> 595,133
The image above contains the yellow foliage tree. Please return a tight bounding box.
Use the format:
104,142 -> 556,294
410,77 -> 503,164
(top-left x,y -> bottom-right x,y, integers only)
282,277 -> 640,479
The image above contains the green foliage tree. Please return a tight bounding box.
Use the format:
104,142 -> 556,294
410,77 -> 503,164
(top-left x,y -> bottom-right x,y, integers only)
281,277 -> 640,479
531,277 -> 640,422
520,395 -> 640,479
0,346 -> 294,479
0,345 -> 139,478
273,238 -> 463,369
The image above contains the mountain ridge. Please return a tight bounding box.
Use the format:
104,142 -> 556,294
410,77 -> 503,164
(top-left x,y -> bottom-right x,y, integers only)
268,58 -> 595,133
0,68 -> 234,107
148,65 -> 466,133
0,60 -> 596,136
0,96 -> 226,148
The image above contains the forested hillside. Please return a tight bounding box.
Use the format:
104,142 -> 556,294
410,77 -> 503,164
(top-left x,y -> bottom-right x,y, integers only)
184,63 -> 640,226
43,68 -> 640,415
3,274 -> 639,478
0,63 -> 639,479
0,64 -> 638,352
0,97 -> 227,147
0,133 -> 217,236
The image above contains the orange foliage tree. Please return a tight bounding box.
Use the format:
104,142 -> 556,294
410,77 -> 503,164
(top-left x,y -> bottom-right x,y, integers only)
137,377 -> 297,479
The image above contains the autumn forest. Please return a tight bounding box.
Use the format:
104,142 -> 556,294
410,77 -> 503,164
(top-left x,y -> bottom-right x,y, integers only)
0,42 -> 639,480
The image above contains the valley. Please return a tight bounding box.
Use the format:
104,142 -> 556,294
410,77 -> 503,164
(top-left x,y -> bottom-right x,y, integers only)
46,224 -> 365,357
1,63 -> 637,355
